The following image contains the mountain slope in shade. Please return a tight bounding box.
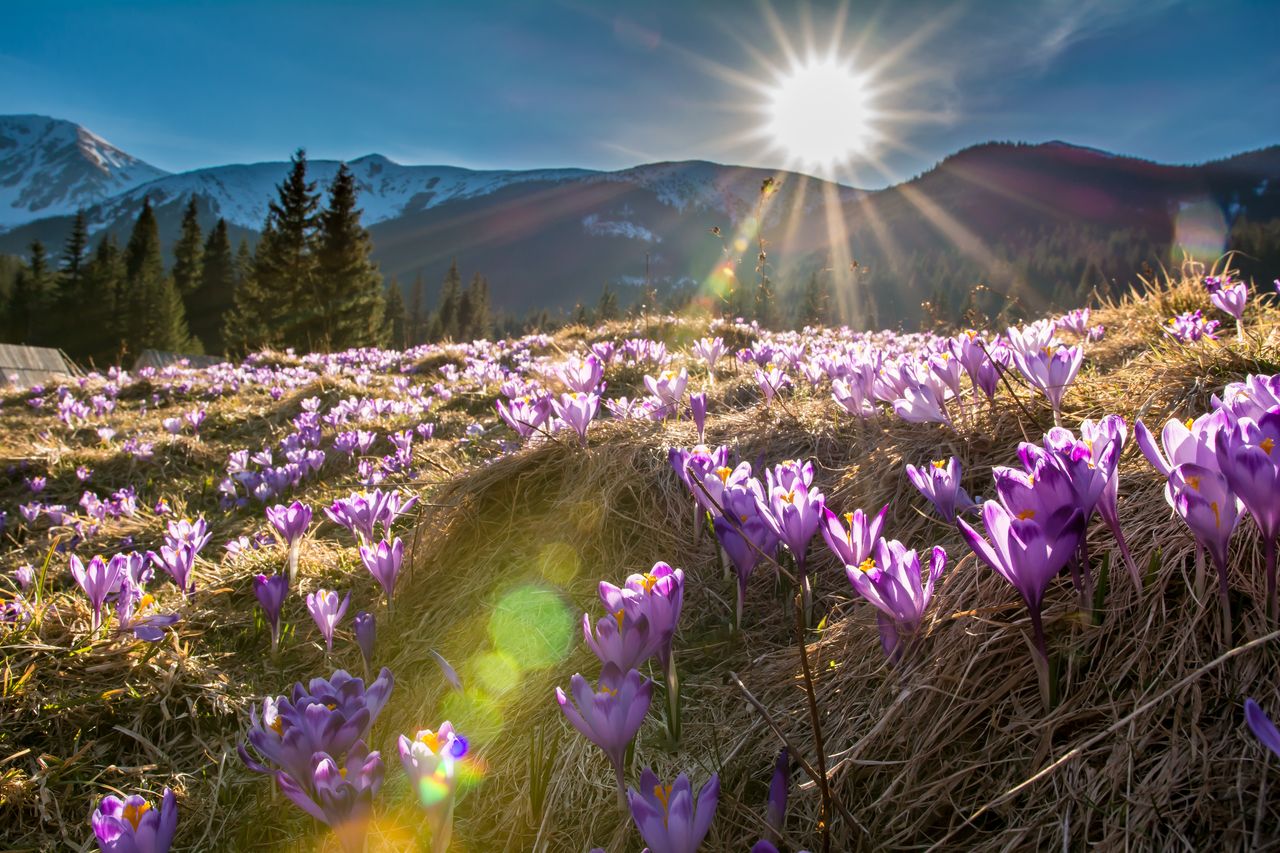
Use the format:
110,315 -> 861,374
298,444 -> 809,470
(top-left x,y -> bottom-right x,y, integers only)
0,115 -> 169,228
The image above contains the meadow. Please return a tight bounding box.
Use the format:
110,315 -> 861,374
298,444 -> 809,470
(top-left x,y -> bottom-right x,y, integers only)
3,264 -> 1280,852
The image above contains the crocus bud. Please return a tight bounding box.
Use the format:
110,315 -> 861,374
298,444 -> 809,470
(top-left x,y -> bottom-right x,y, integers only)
355,611 -> 376,671
689,392 -> 707,443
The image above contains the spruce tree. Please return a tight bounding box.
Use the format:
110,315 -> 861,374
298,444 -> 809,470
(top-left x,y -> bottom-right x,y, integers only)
472,275 -> 491,338
799,271 -> 830,327
596,283 -> 619,322
436,259 -> 461,340
6,268 -> 32,342
85,236 -> 125,362
60,209 -> 89,302
123,199 -> 191,353
23,240 -> 51,343
189,218 -> 235,352
172,196 -> 204,297
407,271 -> 426,345
313,163 -> 384,349
254,149 -> 320,349
384,278 -> 407,349
223,237 -> 274,353
456,274 -> 476,340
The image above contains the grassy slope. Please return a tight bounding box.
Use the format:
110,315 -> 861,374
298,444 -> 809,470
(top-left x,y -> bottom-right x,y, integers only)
2,273 -> 1280,851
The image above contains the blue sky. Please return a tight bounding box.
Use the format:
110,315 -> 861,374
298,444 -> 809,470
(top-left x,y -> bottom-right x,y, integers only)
2,0 -> 1278,187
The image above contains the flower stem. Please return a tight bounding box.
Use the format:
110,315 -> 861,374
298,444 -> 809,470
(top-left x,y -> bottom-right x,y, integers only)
1266,538 -> 1277,623
1216,554 -> 1233,647
664,652 -> 681,745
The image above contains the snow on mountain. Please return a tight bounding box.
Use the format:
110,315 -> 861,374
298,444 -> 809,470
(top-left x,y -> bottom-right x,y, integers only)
0,115 -> 169,229
80,155 -> 598,232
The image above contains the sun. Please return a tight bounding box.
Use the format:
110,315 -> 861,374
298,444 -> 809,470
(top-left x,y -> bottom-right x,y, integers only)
763,57 -> 879,171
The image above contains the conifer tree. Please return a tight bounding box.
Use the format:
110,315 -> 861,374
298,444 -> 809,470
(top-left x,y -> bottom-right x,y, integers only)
455,276 -> 473,341
172,196 -> 204,297
123,199 -> 191,353
407,271 -> 426,345
223,237 -> 274,353
799,271 -> 830,327
468,274 -> 491,338
189,218 -> 235,352
84,236 -> 125,362
384,278 -> 407,349
596,283 -> 619,322
313,163 -> 384,349
60,209 -> 89,302
254,149 -> 320,349
235,239 -> 253,284
436,259 -> 461,340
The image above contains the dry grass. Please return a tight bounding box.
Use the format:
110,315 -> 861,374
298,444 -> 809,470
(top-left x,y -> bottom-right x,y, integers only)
4,269 -> 1280,851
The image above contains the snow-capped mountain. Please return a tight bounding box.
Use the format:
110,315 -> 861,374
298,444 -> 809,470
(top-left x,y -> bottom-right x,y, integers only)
0,115 -> 169,228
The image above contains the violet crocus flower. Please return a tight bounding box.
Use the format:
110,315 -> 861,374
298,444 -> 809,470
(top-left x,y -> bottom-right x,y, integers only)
959,499 -> 1085,666
1080,415 -> 1140,590
905,457 -> 977,524
1210,279 -> 1249,340
70,554 -> 123,631
240,668 -> 394,781
689,392 -> 708,443
1215,410 -> 1280,620
692,337 -> 726,375
1164,310 -> 1220,343
355,611 -> 376,675
266,501 -> 312,588
1168,462 -> 1244,634
714,483 -> 780,629
358,537 -> 404,606
551,391 -> 600,446
627,767 -> 719,853
148,542 -> 197,597
398,722 -> 469,853
254,574 -> 288,654
644,368 -> 689,415
847,539 -> 948,661
307,588 -> 350,652
276,742 -> 384,853
766,748 -> 789,839
821,505 -> 887,570
600,563 -> 683,741
114,581 -> 178,642
1011,344 -> 1083,423
14,563 -> 35,591
759,474 -> 825,623
496,394 -> 552,440
558,355 -> 604,393
90,787 -> 177,853
583,606 -> 654,673
1245,698 -> 1280,759
555,665 -> 653,802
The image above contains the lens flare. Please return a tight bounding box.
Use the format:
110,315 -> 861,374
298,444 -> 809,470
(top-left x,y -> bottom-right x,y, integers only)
764,57 -> 878,170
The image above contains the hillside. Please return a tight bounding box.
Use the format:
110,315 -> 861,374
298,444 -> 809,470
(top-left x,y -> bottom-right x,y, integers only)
3,116 -> 1280,328
2,266 -> 1280,850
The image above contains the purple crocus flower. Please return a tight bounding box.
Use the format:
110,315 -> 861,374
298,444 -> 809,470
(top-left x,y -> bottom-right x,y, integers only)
496,394 -> 552,440
1134,411 -> 1227,480
644,368 -> 689,415
714,483 -> 780,629
1168,462 -> 1244,634
1214,410 -> 1280,619
555,665 -> 653,801
114,581 -> 178,642
1080,415 -> 1140,590
766,748 -> 789,838
558,355 -> 604,393
958,499 -> 1085,665
1210,279 -> 1249,339
1164,309 -> 1220,343
820,504 -> 887,570
307,588 -> 350,652
70,554 -> 123,631
905,457 -> 977,524
276,742 -> 384,853
398,722 -> 469,852
847,539 -> 948,660
239,667 -> 394,783
1011,344 -> 1082,423
551,391 -> 600,446
354,611 -> 376,675
689,391 -> 708,443
358,537 -> 404,606
14,563 -> 34,591
627,767 -> 719,853
147,542 -> 197,597
599,563 -> 683,741
758,473 -> 825,622
90,788 -> 177,853
583,606 -> 654,673
254,573 -> 288,654
266,501 -> 312,587
1245,698 -> 1280,759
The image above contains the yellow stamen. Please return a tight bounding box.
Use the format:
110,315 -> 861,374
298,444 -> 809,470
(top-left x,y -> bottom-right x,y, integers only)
1015,509 -> 1036,521
715,466 -> 731,484
779,490 -> 796,505
857,557 -> 876,574
121,801 -> 150,831
1185,418 -> 1195,430
639,573 -> 659,592
1186,475 -> 1201,491
1211,501 -> 1222,528
138,594 -> 155,612
418,730 -> 444,753
654,782 -> 673,821
931,459 -> 947,469
598,683 -> 618,697
1262,437 -> 1276,455
269,717 -> 284,737
614,609 -> 625,630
